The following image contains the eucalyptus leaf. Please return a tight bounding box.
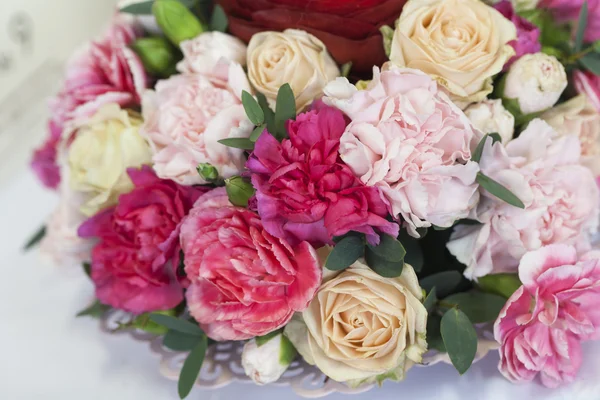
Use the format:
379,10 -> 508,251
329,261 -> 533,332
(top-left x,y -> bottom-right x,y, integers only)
210,4 -> 228,32
444,292 -> 507,323
218,138 -> 255,150
400,232 -> 423,273
426,314 -> 445,353
242,91 -> 264,126
575,1 -> 589,52
326,234 -> 364,271
477,273 -> 522,299
441,308 -> 478,375
419,271 -> 462,298
367,234 -> 406,262
365,247 -> 404,278
423,287 -> 438,312
149,313 -> 204,336
132,311 -> 175,334
120,1 -> 154,14
477,172 -> 525,209
178,335 -> 208,399
274,84 -> 296,140
163,330 -> 202,352
23,225 -> 46,251
581,52 -> 600,75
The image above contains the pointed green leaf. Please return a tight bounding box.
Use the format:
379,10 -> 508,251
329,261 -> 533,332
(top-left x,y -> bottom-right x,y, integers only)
441,308 -> 478,375
218,138 -> 255,150
340,62 -> 352,78
274,83 -> 296,140
581,52 -> 600,75
256,92 -> 276,133
163,330 -> 202,352
225,176 -> 255,207
256,329 -> 282,347
575,1 -> 589,52
472,133 -> 502,163
250,124 -> 266,142
76,300 -> 111,318
325,234 -> 364,271
120,0 -> 154,14
419,271 -> 462,298
210,4 -> 228,32
178,335 -> 207,399
23,225 -> 46,251
426,314 -> 446,353
82,262 -> 92,278
477,172 -> 525,209
149,314 -> 204,336
423,287 -> 438,312
279,335 -> 297,366
444,291 -> 507,323
242,91 -> 264,126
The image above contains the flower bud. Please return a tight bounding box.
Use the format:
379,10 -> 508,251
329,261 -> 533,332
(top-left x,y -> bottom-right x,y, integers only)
225,176 -> 255,207
196,163 -> 219,182
503,53 -> 567,115
241,333 -> 297,385
130,37 -> 177,78
464,99 -> 515,143
152,0 -> 206,45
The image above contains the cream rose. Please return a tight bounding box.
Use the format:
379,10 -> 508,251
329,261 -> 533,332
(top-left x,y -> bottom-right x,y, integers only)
177,31 -> 247,77
66,104 -> 152,216
464,99 -> 515,143
542,94 -> 600,176
247,29 -> 340,111
285,261 -> 427,386
389,0 -> 516,107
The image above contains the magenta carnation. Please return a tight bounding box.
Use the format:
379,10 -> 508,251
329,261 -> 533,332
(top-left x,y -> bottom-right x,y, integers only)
30,121 -> 62,189
246,103 -> 398,247
78,166 -> 207,314
180,188 -> 322,341
495,1 -> 541,69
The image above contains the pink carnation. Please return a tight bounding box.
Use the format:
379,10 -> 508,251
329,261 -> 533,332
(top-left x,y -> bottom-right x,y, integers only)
575,70 -> 600,113
78,167 -> 207,314
324,66 -> 480,236
494,244 -> 600,387
448,120 -> 600,279
31,15 -> 147,189
246,103 -> 398,247
180,188 -> 322,341
540,0 -> 600,42
495,1 -> 541,69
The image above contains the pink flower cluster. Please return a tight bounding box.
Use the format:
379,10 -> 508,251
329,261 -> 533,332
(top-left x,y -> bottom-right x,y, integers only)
495,245 -> 600,387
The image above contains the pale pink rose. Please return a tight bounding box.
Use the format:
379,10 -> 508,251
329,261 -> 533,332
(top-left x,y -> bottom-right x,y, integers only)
177,32 -> 247,77
323,66 -> 480,236
448,119 -> 600,279
140,63 -> 253,185
494,244 -> 600,387
574,70 -> 600,113
180,188 -> 322,341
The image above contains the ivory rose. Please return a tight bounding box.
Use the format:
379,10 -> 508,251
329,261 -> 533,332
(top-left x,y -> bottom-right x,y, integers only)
177,31 -> 247,77
447,120 -> 600,279
247,29 -> 340,111
285,260 -> 427,385
140,63 -> 253,185
181,188 -> 322,341
66,104 -> 152,217
542,94 -> 600,176
464,99 -> 515,143
494,245 -> 600,387
389,0 -> 516,106
323,66 -> 480,236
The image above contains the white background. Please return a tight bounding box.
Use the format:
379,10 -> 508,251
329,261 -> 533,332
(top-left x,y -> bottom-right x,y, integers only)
1,1 -> 600,399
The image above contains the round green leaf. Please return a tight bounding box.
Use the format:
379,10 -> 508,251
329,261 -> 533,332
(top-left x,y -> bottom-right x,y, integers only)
153,0 -> 206,45
441,309 -> 478,375
365,247 -> 404,278
477,273 -> 522,299
367,233 -> 406,262
444,291 -> 507,323
325,234 -> 364,271
419,271 -> 462,298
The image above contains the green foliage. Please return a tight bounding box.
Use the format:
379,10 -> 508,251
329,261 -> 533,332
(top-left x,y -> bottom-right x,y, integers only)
325,233 -> 364,271
274,84 -> 296,140
580,52 -> 600,74
224,176 -> 255,207
82,262 -> 92,279
242,91 -> 265,126
279,335 -> 297,365
218,138 -> 255,150
256,92 -> 276,133
209,5 -> 228,32
153,0 -> 206,45
163,330 -> 203,352
178,335 -> 208,399
365,234 -> 406,278
399,230 -> 424,273
477,273 -> 522,299
256,329 -> 282,347
419,271 -> 462,298
472,133 -> 502,163
197,163 -> 219,182
575,1 -> 589,53
423,287 -> 438,312
441,308 -> 478,375
23,225 -> 46,251
477,172 -> 525,209
130,37 -> 178,78
249,125 -> 266,142
149,313 -> 204,336
76,300 -> 111,318
443,292 -> 507,323
426,314 -> 445,353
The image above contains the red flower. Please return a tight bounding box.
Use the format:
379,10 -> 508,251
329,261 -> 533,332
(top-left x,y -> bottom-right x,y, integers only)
217,0 -> 407,74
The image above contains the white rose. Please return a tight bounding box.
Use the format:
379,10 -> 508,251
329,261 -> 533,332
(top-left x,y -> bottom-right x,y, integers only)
247,29 -> 340,111
464,99 -> 515,143
503,53 -> 567,115
241,334 -> 296,385
177,31 -> 247,77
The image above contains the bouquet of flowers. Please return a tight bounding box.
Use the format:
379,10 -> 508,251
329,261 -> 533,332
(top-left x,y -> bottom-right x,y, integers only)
27,0 -> 600,397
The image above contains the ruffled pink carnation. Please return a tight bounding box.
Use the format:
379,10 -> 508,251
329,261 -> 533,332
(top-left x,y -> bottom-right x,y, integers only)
78,166 -> 207,314
246,103 -> 398,247
575,70 -> 600,113
180,188 -> 322,341
540,0 -> 600,42
495,1 -> 541,69
494,245 -> 600,387
448,120 -> 600,280
323,66 -> 480,236
31,15 -> 147,189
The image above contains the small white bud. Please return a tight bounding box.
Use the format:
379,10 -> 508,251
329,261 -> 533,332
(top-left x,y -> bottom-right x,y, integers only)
464,99 -> 515,143
241,334 -> 296,385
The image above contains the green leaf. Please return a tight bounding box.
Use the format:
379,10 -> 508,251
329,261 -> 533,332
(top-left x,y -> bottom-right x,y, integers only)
477,273 -> 522,299
225,176 -> 255,207
575,1 -> 589,52
249,124 -> 266,142
399,231 -> 423,272
365,247 -> 404,278
218,138 -> 255,150
325,234 -> 364,271
441,308 -> 478,375
419,271 -> 462,298
178,335 -> 207,399
163,330 -> 202,352
380,25 -> 394,58
130,37 -> 178,78
426,314 -> 445,353
340,62 -> 352,78
153,0 -> 206,45
149,314 -> 204,336
472,133 -> 502,163
444,292 -> 507,323
256,92 -> 276,133
242,91 -> 264,126
274,83 -> 296,140
23,225 -> 46,251
209,4 -> 228,32
132,311 -> 175,334
477,172 -> 525,209
256,329 -> 282,347
76,300 -> 110,318
120,1 -> 154,14
423,287 -> 438,312
279,335 -> 297,366
82,262 -> 92,279
580,52 -> 600,75
367,234 -> 406,262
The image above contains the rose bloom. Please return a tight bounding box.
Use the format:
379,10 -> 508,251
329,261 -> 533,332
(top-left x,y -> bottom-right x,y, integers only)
448,120 -> 600,279
246,103 -> 398,248
494,245 -> 600,387
217,0 -> 407,75
66,104 -> 152,217
542,94 -> 600,176
177,31 -> 247,77
390,0 -> 516,106
181,188 -> 322,341
540,0 -> 600,42
247,30 -> 339,111
575,70 -> 600,113
31,15 -> 147,189
78,166 -> 207,314
494,0 -> 541,69
140,63 -> 253,186
285,260 -> 427,386
324,66 -> 480,236
464,99 -> 515,144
